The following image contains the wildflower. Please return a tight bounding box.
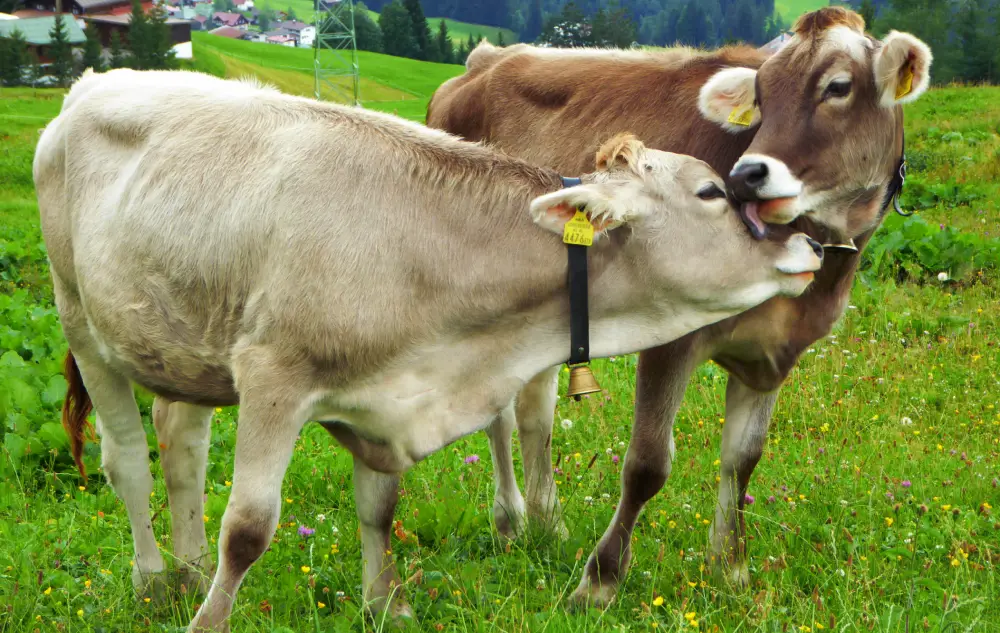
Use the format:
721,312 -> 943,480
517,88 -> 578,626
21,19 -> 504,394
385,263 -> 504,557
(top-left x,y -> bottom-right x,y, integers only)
560,418 -> 573,430
301,566 -> 311,573
612,455 -> 620,464
225,480 -> 231,487
43,587 -> 52,596
951,558 -> 960,567
942,505 -> 951,511
84,579 -> 91,589
298,525 -> 316,538
215,407 -> 223,413
144,597 -> 151,603
668,521 -> 677,529
78,486 -> 86,491
687,581 -> 697,588
744,494 -> 755,505
317,514 -> 326,522
77,609 -> 84,617
685,612 -> 697,621
885,517 -> 894,527
317,601 -> 325,608
286,498 -> 294,504
464,454 -> 480,464
799,627 -> 812,633
901,480 -> 911,488
652,596 -> 664,606
767,496 -> 776,504
937,272 -> 949,282
900,417 -> 913,426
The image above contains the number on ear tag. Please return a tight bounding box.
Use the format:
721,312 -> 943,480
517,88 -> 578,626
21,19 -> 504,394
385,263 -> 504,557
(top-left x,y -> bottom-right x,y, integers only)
895,66 -> 913,99
728,106 -> 754,126
563,210 -> 594,246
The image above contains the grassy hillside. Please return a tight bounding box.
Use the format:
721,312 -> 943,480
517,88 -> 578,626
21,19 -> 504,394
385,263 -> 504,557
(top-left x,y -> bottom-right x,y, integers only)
774,0 -> 829,25
191,31 -> 464,121
2,69 -> 999,632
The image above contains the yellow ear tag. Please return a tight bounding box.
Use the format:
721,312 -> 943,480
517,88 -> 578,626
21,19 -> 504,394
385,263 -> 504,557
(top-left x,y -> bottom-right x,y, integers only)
895,66 -> 913,100
727,106 -> 754,127
562,210 -> 594,246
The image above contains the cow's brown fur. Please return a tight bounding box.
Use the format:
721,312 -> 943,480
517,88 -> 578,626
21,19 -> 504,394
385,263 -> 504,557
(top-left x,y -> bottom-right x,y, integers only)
427,6 -> 923,604
62,351 -> 94,478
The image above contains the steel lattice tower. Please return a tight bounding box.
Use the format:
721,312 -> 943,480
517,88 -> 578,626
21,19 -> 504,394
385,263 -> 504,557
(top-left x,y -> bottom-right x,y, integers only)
313,0 -> 360,106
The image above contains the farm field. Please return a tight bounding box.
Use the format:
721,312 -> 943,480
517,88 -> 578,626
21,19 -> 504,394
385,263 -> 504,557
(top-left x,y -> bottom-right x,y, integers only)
189,31 -> 464,121
1,63 -> 1000,633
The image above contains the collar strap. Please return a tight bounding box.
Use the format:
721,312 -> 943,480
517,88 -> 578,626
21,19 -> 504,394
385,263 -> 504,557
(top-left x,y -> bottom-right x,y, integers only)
882,132 -> 909,217
561,176 -> 589,367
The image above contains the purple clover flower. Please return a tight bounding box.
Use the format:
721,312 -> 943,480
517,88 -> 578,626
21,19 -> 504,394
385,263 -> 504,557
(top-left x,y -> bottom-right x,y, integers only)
464,454 -> 480,464
298,525 -> 315,538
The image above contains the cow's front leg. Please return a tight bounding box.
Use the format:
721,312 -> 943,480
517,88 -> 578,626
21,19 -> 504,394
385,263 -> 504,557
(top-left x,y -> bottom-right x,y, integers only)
710,377 -> 777,588
570,340 -> 696,608
188,378 -> 307,633
352,458 -> 412,621
484,403 -> 527,538
514,366 -> 566,538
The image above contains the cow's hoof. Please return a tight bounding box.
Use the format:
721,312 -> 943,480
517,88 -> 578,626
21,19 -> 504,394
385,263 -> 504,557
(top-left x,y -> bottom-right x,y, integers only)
368,600 -> 414,628
132,567 -> 171,605
493,503 -> 526,541
176,563 -> 215,598
712,559 -> 750,590
567,580 -> 617,611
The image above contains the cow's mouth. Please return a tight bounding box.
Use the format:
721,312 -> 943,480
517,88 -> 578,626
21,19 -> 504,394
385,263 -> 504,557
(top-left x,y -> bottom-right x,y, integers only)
738,197 -> 800,241
739,202 -> 768,240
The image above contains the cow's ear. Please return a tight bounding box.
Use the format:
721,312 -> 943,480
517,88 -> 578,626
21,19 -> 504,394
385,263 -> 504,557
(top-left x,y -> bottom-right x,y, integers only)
698,67 -> 761,134
530,183 -> 637,238
874,31 -> 932,107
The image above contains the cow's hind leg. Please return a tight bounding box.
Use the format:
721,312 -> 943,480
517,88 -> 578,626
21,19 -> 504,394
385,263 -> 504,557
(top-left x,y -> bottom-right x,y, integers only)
188,367 -> 307,633
74,354 -> 169,600
514,366 -> 566,538
353,459 -> 412,621
484,403 -> 526,539
709,378 -> 776,588
153,398 -> 215,597
570,342 -> 695,608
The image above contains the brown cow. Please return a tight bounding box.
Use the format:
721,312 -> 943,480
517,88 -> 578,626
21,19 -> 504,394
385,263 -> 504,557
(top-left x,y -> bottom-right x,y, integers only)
426,7 -> 932,606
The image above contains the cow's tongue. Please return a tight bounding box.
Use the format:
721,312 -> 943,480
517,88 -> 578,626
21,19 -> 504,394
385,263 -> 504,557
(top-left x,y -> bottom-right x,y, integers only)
739,202 -> 768,240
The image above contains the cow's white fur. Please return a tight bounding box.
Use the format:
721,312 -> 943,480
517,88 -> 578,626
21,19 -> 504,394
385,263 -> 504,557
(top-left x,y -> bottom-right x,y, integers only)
874,30 -> 933,107
35,69 -> 822,631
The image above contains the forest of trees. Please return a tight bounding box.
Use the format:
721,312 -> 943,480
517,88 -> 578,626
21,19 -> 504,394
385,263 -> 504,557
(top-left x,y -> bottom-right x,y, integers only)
854,0 -> 1000,85
320,1 -> 491,64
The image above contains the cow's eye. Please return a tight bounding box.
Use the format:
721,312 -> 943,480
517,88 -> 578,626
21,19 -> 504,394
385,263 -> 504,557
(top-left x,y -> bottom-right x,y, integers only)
823,80 -> 852,100
697,183 -> 726,200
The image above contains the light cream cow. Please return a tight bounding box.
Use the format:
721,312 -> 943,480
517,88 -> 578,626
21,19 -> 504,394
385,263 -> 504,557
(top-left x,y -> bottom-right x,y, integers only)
35,68 -> 822,631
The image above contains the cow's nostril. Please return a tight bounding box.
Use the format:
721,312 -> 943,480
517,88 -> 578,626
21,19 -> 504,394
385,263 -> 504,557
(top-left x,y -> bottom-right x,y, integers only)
806,237 -> 823,259
729,161 -> 769,199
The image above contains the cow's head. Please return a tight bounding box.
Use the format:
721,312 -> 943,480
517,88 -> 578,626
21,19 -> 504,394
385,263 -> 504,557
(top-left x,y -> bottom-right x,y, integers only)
698,7 -> 932,243
530,134 -> 824,309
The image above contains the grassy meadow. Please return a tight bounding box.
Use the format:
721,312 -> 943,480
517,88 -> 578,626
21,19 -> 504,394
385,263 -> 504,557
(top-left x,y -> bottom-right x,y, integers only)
1,55 -> 1000,633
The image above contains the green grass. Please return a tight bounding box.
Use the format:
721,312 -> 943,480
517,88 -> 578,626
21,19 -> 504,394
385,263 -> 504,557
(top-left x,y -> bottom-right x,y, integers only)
191,32 -> 464,121
774,0 -> 829,26
2,76 -> 999,633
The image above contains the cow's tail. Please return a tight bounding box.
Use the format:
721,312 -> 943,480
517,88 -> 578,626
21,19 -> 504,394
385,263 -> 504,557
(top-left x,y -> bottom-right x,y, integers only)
62,351 -> 94,479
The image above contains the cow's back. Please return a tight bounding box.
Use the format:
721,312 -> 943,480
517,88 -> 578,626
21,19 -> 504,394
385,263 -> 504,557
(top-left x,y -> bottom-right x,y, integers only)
427,43 -> 768,178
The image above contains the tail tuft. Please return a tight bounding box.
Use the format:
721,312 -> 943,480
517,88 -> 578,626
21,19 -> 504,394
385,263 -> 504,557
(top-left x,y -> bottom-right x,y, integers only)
62,351 -> 94,479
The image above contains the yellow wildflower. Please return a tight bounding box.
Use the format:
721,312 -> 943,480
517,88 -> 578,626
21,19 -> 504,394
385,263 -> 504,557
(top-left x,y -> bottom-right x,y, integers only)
84,579 -> 91,589
884,517 -> 894,528
43,587 -> 52,596
684,612 -> 697,621
301,566 -> 311,573
317,601 -> 326,608
652,596 -> 664,606
77,609 -> 84,617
